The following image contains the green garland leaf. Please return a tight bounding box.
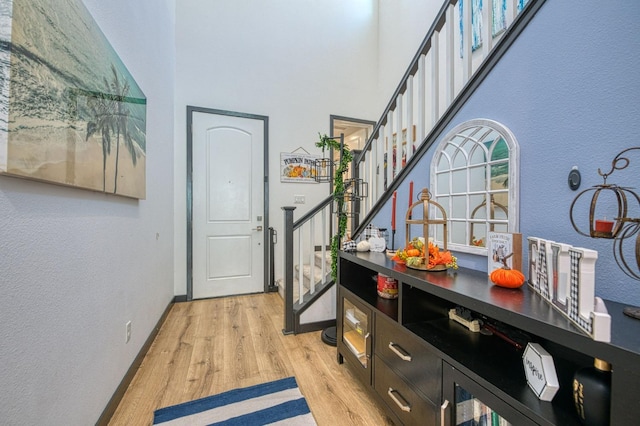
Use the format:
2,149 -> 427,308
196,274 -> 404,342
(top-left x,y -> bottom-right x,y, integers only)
316,133 -> 352,281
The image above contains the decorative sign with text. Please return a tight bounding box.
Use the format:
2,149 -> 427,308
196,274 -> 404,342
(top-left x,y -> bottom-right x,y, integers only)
280,152 -> 319,183
522,343 -> 559,401
487,232 -> 522,275
527,237 -> 611,342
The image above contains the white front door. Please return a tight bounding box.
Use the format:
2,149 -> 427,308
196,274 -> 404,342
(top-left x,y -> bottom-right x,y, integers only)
191,110 -> 265,299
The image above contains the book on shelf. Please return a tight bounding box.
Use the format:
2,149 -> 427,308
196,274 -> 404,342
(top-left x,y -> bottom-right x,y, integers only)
345,309 -> 359,327
487,232 -> 522,275
343,329 -> 365,357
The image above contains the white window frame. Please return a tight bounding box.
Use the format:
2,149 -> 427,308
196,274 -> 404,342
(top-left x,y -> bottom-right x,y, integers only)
430,118 -> 519,256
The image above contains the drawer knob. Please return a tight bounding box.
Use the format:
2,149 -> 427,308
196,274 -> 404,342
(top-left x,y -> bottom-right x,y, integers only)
389,342 -> 412,361
388,387 -> 411,412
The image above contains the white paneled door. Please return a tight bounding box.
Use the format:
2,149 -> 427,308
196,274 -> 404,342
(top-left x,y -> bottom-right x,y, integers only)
192,111 -> 265,299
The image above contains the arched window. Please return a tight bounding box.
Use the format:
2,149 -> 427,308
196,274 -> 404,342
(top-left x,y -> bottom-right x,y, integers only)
430,119 -> 519,255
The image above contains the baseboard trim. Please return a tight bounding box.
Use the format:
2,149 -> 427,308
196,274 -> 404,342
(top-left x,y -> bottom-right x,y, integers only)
173,294 -> 187,303
296,319 -> 336,334
95,296 -> 177,425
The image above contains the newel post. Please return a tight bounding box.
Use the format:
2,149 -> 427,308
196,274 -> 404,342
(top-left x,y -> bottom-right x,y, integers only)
282,206 -> 296,334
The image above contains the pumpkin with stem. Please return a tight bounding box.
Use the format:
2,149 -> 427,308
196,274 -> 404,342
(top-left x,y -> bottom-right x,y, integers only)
490,253 -> 526,288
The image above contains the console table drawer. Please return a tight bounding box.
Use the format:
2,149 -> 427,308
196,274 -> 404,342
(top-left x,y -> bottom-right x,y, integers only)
374,355 -> 437,426
375,314 -> 441,403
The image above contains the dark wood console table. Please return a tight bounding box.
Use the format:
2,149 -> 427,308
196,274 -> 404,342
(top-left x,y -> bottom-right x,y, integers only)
336,251 -> 640,425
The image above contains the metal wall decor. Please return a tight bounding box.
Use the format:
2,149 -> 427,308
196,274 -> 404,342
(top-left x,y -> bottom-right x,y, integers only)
569,147 -> 640,319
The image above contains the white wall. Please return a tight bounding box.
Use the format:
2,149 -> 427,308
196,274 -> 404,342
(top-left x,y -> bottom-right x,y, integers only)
377,0 -> 443,110
174,0 -> 381,294
173,0 -> 442,295
0,0 -> 176,424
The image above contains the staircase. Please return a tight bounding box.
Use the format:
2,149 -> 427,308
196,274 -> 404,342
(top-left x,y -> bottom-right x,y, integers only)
278,251 -> 331,300
279,0 -> 545,334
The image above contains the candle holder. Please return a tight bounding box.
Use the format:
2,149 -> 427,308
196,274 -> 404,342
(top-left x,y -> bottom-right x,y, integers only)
343,178 -> 368,201
313,156 -> 334,183
405,188 -> 448,251
569,147 -> 640,319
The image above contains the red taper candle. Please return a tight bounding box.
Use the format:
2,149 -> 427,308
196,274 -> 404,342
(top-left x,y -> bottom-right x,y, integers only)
391,191 -> 397,231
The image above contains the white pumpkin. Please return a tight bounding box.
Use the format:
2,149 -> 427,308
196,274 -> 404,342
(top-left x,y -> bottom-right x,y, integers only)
368,237 -> 386,252
356,240 -> 371,252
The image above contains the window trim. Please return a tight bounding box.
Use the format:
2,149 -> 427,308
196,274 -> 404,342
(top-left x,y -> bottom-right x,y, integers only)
430,118 -> 519,256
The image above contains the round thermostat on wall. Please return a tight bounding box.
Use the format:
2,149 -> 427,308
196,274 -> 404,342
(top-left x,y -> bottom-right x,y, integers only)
568,167 -> 581,191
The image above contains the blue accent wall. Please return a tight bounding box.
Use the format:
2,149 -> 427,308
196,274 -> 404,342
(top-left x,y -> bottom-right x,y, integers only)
376,0 -> 640,306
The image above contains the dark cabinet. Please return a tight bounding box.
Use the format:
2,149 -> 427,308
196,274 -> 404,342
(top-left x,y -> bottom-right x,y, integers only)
337,251 -> 640,426
337,286 -> 373,384
442,361 -> 536,425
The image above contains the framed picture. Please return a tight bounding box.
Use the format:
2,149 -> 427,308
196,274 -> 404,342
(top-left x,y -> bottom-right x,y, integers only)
1,0 -> 147,199
280,152 -> 319,183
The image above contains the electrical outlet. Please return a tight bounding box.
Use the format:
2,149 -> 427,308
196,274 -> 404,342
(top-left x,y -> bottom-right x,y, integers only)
294,195 -> 305,204
126,321 -> 132,343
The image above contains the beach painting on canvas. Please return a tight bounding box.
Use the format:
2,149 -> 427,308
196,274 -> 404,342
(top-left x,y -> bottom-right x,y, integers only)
0,0 -> 146,199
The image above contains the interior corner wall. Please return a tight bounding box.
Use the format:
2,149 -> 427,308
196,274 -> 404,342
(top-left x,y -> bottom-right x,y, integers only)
375,0 -> 640,307
0,1 -> 176,424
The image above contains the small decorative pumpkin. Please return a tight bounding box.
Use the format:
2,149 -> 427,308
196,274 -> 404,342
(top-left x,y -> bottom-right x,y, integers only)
356,240 -> 371,252
490,253 -> 526,288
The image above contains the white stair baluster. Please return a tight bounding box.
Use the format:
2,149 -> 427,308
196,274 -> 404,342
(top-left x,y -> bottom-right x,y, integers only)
406,76 -> 414,164
417,54 -> 426,145
298,225 -> 303,304
321,207 -> 327,284
396,93 -> 403,177
432,30 -> 441,126
462,0 -> 472,82
483,0 -> 494,55
309,217 -> 315,294
445,4 -> 455,106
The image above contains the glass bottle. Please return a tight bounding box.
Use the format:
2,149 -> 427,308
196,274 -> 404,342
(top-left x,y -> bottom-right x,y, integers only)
573,358 -> 611,425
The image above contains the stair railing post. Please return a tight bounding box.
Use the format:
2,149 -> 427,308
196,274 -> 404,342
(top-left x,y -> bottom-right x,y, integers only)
282,206 -> 296,335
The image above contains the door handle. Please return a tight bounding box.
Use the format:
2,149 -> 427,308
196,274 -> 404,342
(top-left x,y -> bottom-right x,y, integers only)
252,226 -> 263,231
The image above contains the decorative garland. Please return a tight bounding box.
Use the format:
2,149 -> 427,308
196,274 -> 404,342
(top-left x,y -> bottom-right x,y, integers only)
316,133 -> 353,280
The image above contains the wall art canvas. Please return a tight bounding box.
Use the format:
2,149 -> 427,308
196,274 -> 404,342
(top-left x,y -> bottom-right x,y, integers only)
0,0 -> 147,198
459,0 -> 483,57
492,0 -> 507,37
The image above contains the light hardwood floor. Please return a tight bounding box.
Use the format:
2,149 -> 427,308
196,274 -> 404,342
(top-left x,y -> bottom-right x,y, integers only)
108,292 -> 394,425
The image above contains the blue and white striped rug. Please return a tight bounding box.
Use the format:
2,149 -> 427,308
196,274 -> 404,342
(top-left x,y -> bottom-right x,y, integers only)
153,377 -> 317,425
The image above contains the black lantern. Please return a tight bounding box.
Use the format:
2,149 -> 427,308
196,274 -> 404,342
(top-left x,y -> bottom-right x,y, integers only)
313,156 -> 334,183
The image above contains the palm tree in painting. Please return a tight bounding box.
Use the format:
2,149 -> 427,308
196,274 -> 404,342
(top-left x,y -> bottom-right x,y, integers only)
86,91 -> 115,191
107,64 -> 138,194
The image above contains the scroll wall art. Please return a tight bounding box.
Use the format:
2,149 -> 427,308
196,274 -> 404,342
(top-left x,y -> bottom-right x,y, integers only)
0,0 -> 147,198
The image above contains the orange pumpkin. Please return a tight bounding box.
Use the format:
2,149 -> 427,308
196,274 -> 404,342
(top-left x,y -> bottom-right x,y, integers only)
490,267 -> 526,288
406,248 -> 421,257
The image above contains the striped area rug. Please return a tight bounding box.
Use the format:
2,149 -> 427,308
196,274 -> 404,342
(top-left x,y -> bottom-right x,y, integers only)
153,377 -> 317,425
